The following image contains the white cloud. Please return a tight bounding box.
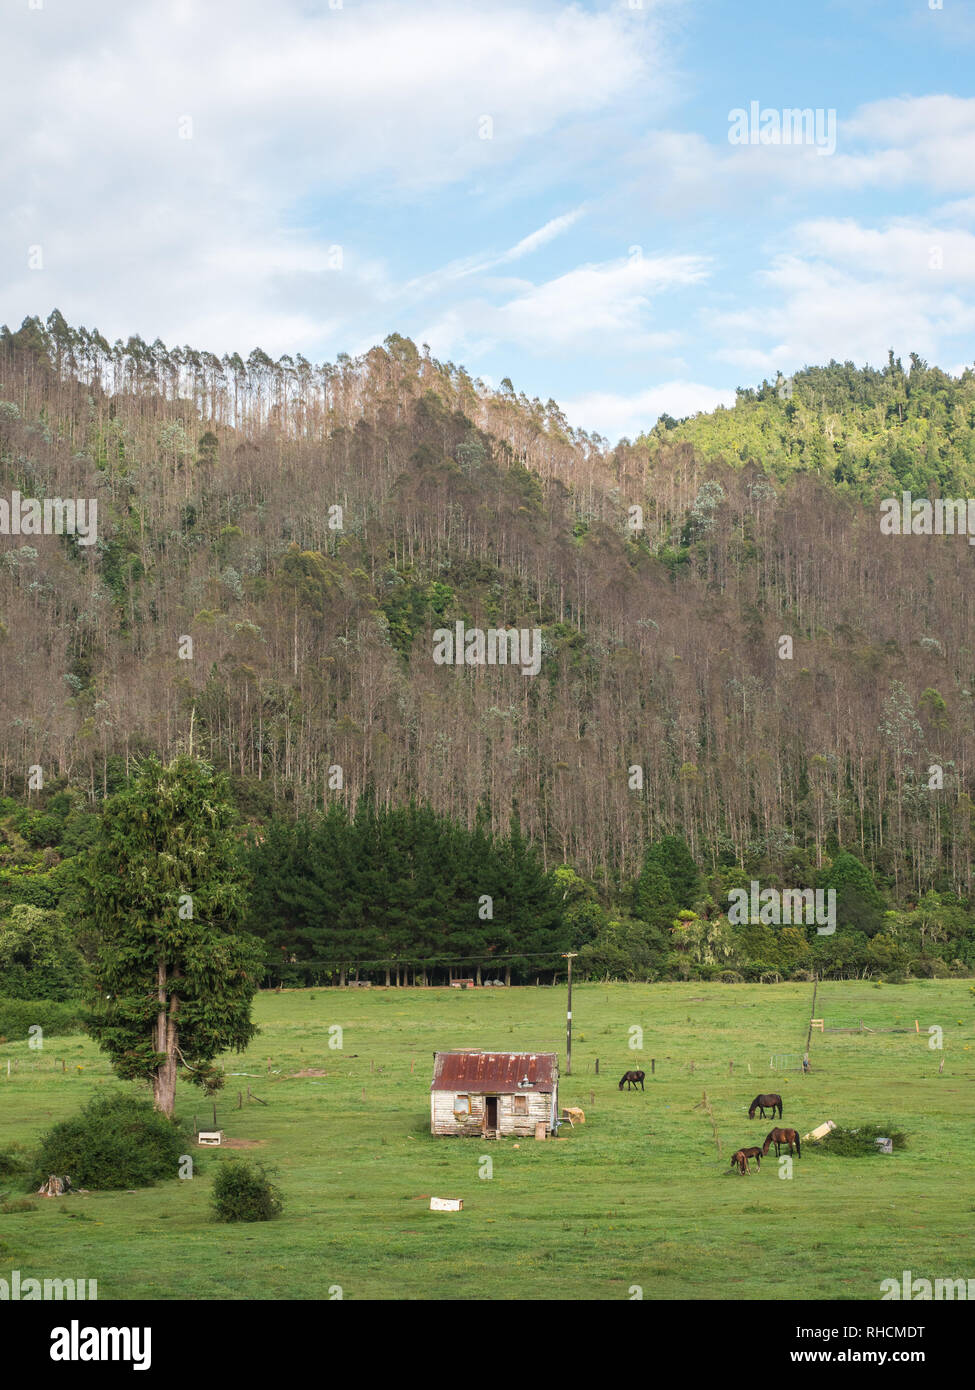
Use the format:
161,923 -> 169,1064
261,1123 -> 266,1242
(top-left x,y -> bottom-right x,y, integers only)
0,0 -> 657,355
627,95 -> 975,223
829,97 -> 975,193
497,251 -> 708,350
708,221 -> 975,375
421,250 -> 709,360
399,209 -> 587,303
4,3 -> 973,425
562,381 -> 736,442
793,218 -> 975,282
494,212 -> 587,266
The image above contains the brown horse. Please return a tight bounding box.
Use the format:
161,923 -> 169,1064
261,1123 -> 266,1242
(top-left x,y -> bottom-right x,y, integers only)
618,1070 -> 645,1091
730,1146 -> 763,1174
763,1127 -> 801,1158
748,1093 -> 782,1119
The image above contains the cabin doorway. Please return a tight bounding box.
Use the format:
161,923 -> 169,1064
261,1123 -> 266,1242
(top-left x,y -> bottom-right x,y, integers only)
484,1095 -> 498,1134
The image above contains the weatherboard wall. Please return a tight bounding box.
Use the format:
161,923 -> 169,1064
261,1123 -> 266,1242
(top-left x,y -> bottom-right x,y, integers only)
431,1088 -> 555,1137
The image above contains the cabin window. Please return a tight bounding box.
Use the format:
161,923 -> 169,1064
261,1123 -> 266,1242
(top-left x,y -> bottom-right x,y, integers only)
453,1094 -> 471,1115
513,1094 -> 528,1114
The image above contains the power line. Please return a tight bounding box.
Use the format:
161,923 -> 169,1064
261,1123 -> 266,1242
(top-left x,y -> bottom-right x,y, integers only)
267,950 -> 572,967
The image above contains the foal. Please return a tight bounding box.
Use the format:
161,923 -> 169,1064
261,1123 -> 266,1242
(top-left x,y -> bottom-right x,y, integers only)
730,1146 -> 763,1174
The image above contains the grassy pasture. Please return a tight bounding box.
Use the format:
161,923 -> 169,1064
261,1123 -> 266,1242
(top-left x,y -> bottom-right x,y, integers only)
1,979 -> 972,1300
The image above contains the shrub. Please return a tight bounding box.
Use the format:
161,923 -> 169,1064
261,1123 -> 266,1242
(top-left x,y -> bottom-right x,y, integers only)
211,1160 -> 283,1222
915,956 -> 951,980
0,905 -> 87,1000
816,1124 -> 907,1157
0,1146 -> 30,1179
0,870 -> 60,911
30,1091 -> 190,1190
0,996 -> 84,1040
15,812 -> 63,849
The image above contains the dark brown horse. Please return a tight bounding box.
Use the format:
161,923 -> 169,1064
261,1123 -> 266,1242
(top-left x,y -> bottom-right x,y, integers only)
763,1127 -> 800,1158
618,1070 -> 645,1091
749,1093 -> 782,1119
730,1146 -> 763,1174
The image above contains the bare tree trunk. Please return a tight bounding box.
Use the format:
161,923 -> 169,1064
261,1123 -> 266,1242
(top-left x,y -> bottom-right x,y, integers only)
153,957 -> 178,1116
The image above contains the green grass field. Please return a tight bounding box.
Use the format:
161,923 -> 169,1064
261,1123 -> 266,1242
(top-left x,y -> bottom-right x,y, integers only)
1,980 -> 972,1300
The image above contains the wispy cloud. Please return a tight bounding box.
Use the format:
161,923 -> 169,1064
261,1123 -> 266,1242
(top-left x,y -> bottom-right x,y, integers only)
421,250 -> 710,360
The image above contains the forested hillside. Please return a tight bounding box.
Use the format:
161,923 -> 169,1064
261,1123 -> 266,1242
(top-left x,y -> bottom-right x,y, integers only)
642,355 -> 975,498
1,312 -> 974,984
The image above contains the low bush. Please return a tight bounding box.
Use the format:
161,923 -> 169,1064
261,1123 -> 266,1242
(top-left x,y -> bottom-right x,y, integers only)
817,1124 -> 907,1157
211,1160 -> 283,1222
0,995 -> 85,1041
0,1146 -> 30,1179
30,1091 -> 191,1190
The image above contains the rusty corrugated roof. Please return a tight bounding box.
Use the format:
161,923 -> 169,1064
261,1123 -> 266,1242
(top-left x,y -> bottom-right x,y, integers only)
431,1051 -> 558,1093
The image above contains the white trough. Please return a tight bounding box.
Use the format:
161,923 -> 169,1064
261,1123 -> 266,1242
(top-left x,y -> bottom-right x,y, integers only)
803,1120 -> 836,1141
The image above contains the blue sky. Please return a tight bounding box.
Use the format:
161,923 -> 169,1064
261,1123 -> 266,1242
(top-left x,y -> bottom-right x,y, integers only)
4,0 -> 975,439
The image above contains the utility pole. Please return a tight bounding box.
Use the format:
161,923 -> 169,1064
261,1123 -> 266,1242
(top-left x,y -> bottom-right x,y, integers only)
562,953 -> 578,1076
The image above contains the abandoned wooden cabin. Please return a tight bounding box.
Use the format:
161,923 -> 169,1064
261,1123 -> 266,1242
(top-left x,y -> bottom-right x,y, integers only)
430,1050 -> 558,1138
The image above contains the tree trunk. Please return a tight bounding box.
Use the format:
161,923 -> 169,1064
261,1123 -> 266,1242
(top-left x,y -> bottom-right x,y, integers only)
153,957 -> 178,1116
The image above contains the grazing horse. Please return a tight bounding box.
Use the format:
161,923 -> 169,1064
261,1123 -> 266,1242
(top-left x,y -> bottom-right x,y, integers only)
763,1128 -> 801,1158
618,1070 -> 645,1091
748,1093 -> 782,1120
730,1146 -> 763,1174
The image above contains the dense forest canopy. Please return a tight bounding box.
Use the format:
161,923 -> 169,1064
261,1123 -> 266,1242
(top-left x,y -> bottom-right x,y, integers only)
642,352 -> 975,499
0,311 -> 973,986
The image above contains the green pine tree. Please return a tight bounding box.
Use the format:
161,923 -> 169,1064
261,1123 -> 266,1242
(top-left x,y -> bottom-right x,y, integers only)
643,835 -> 700,910
79,755 -> 266,1115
